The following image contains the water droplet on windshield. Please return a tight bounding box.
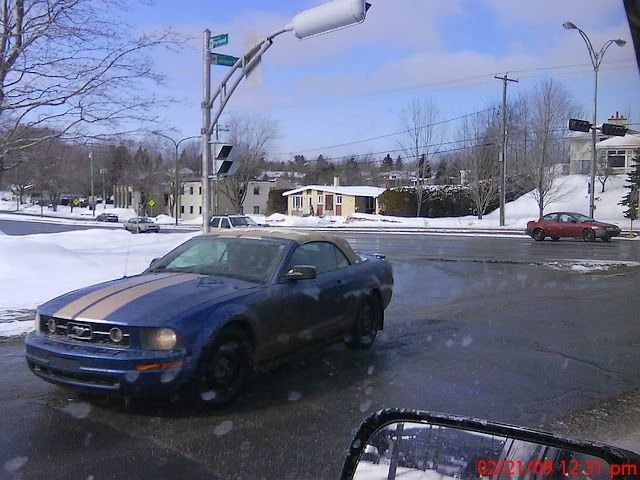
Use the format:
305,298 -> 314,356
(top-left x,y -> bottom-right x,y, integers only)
214,420 -> 233,436
359,399 -> 372,412
161,369 -> 178,383
4,456 -> 28,473
352,439 -> 361,449
367,365 -> 375,375
201,390 -> 217,401
562,358 -> 569,369
426,336 -> 432,342
87,475 -> 95,480
365,386 -> 373,395
83,433 -> 93,447
124,371 -> 140,383
64,402 -> 91,419
288,391 -> 302,402
277,333 -> 290,344
462,335 -> 473,347
445,339 -> 454,348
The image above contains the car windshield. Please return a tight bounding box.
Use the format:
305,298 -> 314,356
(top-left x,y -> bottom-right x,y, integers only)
230,216 -> 257,227
573,213 -> 595,222
149,237 -> 288,283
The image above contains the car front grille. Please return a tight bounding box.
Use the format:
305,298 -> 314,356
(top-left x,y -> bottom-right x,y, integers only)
40,316 -> 131,347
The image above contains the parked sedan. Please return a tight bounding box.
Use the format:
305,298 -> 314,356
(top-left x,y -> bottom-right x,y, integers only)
526,212 -> 621,242
210,215 -> 266,229
96,213 -> 119,223
124,217 -> 160,233
25,230 -> 393,405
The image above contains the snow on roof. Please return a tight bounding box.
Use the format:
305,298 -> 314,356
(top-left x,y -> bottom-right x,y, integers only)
596,134 -> 640,149
282,185 -> 386,198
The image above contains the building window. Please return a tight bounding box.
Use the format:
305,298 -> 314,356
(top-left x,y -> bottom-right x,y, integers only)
199,187 -> 202,195
292,195 -> 303,210
336,195 -> 342,205
365,197 -> 375,210
190,206 -> 194,214
253,186 -> 260,195
607,150 -> 626,168
253,206 -> 260,214
317,194 -> 324,205
199,206 -> 202,214
180,206 -> 184,214
189,186 -> 194,195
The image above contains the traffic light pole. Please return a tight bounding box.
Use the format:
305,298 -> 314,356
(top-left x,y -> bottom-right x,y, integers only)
201,29 -> 212,234
494,74 -> 518,226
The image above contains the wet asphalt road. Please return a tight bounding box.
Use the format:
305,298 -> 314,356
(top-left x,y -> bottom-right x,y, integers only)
1,228 -> 640,480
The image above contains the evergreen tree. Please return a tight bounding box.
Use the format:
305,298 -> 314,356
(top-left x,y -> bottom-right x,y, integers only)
619,151 -> 640,229
381,154 -> 393,171
395,155 -> 404,170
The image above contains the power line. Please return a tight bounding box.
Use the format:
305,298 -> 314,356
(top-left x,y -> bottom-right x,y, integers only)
282,108 -> 497,156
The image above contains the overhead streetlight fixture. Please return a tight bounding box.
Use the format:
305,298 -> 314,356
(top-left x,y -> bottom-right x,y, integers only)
563,21 -> 577,30
290,0 -> 371,39
614,39 -> 627,46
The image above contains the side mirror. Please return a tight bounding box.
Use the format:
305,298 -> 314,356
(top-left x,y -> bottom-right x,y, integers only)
571,219 -> 578,223
149,258 -> 161,269
284,265 -> 317,281
342,409 -> 640,480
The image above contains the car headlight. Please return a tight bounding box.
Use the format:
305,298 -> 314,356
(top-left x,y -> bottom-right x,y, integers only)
34,311 -> 42,333
140,328 -> 178,350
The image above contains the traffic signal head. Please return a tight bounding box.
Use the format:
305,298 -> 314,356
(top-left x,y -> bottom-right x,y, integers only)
600,123 -> 628,137
568,118 -> 592,133
214,144 -> 238,176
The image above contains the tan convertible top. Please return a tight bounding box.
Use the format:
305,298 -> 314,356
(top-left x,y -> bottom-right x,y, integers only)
204,228 -> 362,264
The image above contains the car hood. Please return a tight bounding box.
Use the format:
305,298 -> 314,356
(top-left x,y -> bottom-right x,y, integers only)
39,272 -> 258,325
589,221 -> 619,229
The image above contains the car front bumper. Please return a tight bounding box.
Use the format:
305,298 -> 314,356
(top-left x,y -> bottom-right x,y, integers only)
25,332 -> 193,395
594,228 -> 621,239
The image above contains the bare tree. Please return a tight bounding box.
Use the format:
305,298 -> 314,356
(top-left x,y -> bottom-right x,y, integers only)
596,150 -> 613,192
0,0 -> 179,186
400,98 -> 441,216
520,80 -> 578,218
31,137 -> 74,211
220,116 -> 277,213
461,111 -> 501,219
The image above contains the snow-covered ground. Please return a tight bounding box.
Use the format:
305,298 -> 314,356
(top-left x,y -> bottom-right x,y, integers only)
0,229 -> 196,325
2,175 -> 633,230
354,462 -> 455,480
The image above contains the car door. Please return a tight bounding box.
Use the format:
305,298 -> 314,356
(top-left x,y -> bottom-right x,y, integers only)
277,242 -> 348,352
541,213 -> 559,236
557,213 -> 579,237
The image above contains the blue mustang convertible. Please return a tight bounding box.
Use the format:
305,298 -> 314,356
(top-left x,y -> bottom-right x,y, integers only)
25,230 -> 393,405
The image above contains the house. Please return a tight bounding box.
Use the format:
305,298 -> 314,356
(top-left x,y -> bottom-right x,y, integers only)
283,177 -> 386,217
178,177 -> 292,221
568,112 -> 639,175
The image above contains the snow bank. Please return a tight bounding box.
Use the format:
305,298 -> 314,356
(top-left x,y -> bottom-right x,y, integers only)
0,321 -> 34,337
0,229 -> 196,315
0,201 -> 138,221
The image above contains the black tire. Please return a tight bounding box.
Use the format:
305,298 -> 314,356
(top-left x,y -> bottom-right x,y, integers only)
582,229 -> 596,242
551,236 -> 560,241
345,296 -> 381,350
193,326 -> 253,406
532,229 -> 545,241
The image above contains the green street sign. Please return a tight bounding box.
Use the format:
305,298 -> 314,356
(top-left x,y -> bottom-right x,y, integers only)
210,53 -> 239,67
73,198 -> 80,206
148,198 -> 156,207
209,33 -> 229,50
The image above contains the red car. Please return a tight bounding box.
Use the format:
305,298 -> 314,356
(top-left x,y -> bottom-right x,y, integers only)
526,212 -> 621,242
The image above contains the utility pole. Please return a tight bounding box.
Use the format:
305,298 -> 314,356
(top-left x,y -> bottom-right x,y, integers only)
89,149 -> 95,216
100,168 -> 107,210
201,29 -> 212,233
494,73 -> 518,226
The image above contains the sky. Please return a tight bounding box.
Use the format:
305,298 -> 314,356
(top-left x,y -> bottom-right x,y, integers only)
128,0 -> 640,161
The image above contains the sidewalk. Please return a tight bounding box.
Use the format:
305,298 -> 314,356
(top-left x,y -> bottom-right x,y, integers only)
542,389 -> 640,453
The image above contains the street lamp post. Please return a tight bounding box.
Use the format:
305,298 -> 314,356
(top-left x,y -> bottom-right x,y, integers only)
563,21 -> 625,218
153,132 -> 200,226
201,0 -> 371,232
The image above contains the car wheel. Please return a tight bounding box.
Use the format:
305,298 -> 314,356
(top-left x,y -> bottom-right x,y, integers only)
551,236 -> 560,241
532,228 -> 545,241
194,327 -> 253,406
345,295 -> 381,350
582,229 -> 596,242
